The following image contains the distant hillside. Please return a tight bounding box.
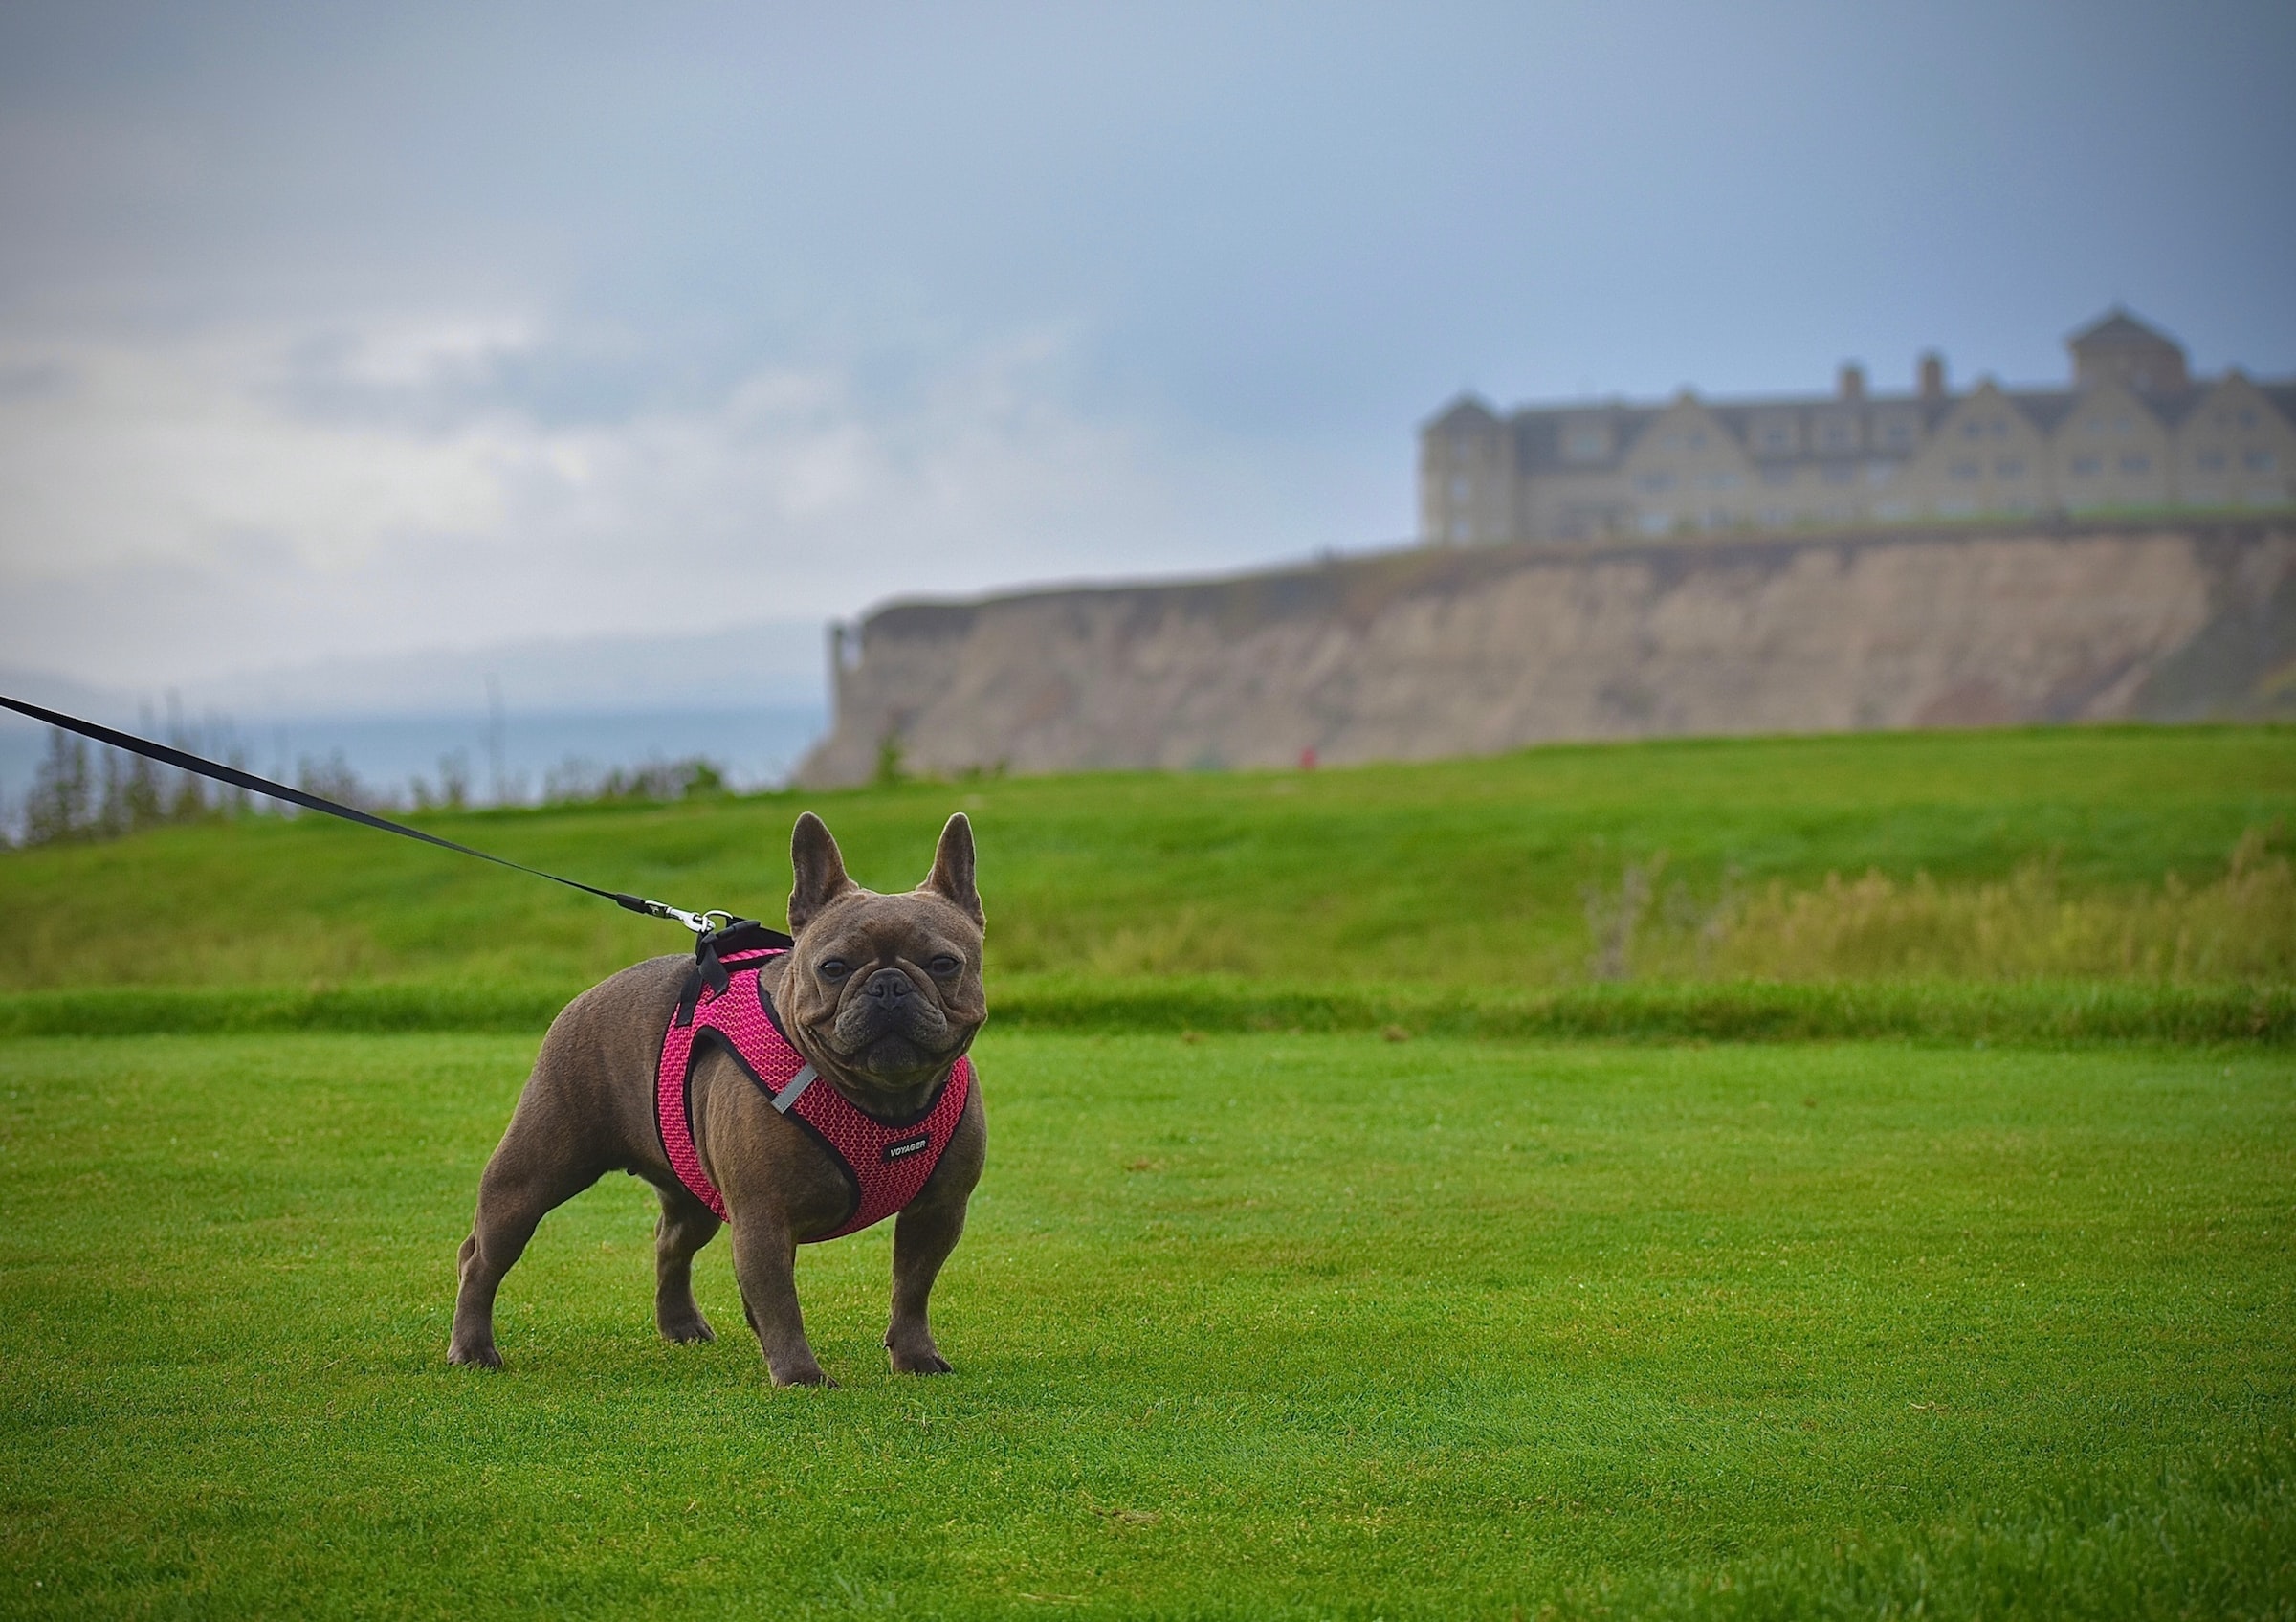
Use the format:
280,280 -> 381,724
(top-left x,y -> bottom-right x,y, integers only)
797,518 -> 2296,785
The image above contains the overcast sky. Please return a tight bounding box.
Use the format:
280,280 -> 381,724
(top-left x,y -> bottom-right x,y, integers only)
1,0 -> 2290,700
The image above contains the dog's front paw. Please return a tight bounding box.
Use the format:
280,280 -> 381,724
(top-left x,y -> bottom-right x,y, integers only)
886,1331 -> 954,1375
769,1358 -> 835,1389
658,1311 -> 716,1345
446,1339 -> 502,1369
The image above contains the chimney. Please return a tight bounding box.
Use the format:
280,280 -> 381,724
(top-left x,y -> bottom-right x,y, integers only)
1837,362 -> 1866,402
1918,351 -> 1946,401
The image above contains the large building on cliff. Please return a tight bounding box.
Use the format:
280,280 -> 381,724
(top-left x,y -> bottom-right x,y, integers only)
1421,311 -> 2296,544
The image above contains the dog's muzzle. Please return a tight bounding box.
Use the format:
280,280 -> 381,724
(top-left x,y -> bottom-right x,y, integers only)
834,967 -> 955,1069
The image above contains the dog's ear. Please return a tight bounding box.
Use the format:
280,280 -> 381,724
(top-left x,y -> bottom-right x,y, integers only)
921,812 -> 983,926
788,812 -> 856,935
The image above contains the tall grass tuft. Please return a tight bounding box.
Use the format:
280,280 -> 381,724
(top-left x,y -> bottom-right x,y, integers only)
1615,827 -> 2296,983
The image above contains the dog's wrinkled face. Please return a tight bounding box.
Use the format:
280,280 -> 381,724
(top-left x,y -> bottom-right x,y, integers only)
777,811 -> 986,1095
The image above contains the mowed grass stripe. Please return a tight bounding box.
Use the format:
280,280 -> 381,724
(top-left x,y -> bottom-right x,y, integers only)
2,1031 -> 2290,1618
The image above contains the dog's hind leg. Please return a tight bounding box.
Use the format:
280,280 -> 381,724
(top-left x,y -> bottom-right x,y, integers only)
448,1139 -> 605,1368
652,1185 -> 721,1344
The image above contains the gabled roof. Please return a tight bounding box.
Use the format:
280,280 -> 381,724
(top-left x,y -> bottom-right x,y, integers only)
1424,393 -> 1501,435
1999,389 -> 2085,434
1507,402 -> 1664,473
2067,308 -> 2182,352
2256,385 -> 2296,433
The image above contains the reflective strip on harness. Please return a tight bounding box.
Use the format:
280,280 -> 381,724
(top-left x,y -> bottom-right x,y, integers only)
654,951 -> 971,1240
771,1063 -> 817,1115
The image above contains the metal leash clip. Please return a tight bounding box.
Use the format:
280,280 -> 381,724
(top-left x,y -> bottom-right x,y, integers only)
641,900 -> 729,936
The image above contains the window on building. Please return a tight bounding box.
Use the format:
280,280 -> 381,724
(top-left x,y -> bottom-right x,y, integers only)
2071,456 -> 2102,477
2119,455 -> 2151,475
1564,428 -> 1611,460
1995,458 -> 2025,478
1760,465 -> 1795,486
2245,450 -> 2278,472
1633,471 -> 1671,493
1822,463 -> 1857,485
1951,460 -> 1979,481
1704,471 -> 1740,490
1961,420 -> 1984,441
1866,461 -> 1896,486
1450,476 -> 1472,502
2238,408 -> 2260,429
2197,449 -> 2227,471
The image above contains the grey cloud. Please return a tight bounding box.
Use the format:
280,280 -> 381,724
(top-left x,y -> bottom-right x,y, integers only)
0,0 -> 2290,698
262,328 -> 672,436
0,359 -> 70,401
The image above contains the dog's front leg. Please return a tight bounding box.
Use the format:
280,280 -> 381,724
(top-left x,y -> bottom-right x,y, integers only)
885,1196 -> 967,1375
728,1213 -> 830,1387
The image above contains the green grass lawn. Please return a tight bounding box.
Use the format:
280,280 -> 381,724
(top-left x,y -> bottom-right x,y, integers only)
4,1029 -> 2290,1619
4,726 -> 2290,1612
4,725 -> 2290,993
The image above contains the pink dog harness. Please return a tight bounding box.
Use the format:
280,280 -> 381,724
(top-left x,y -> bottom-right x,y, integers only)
655,931 -> 973,1241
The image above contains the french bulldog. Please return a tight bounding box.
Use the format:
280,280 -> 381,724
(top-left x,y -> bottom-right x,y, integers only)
447,811 -> 987,1386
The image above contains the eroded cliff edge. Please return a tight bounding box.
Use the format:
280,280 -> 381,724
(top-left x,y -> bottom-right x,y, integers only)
796,520 -> 2296,786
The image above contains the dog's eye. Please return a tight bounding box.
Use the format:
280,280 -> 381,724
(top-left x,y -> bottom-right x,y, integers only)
817,958 -> 851,982
928,954 -> 960,977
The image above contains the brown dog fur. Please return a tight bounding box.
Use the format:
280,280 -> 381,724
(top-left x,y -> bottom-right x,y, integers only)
446,811 -> 987,1386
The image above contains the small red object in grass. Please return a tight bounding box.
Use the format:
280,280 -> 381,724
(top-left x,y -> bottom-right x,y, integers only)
1299,746 -> 1317,770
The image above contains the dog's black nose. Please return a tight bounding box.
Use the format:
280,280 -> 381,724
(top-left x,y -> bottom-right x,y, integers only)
861,967 -> 913,1004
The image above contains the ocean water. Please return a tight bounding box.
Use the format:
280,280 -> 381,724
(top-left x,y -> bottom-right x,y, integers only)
0,704 -> 828,832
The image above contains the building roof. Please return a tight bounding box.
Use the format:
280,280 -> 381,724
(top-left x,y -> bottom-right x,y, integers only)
2067,308 -> 2182,352
1480,371 -> 2296,474
1999,390 -> 2086,433
1505,392 -> 1964,473
1424,394 -> 1501,435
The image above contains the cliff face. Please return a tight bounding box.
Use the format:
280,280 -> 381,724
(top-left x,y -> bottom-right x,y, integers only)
795,520 -> 2296,786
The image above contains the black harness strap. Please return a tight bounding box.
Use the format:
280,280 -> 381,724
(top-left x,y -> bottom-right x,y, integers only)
2,691 -> 755,933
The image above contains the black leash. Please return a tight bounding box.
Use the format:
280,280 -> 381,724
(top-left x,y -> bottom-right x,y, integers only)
2,692 -> 761,938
